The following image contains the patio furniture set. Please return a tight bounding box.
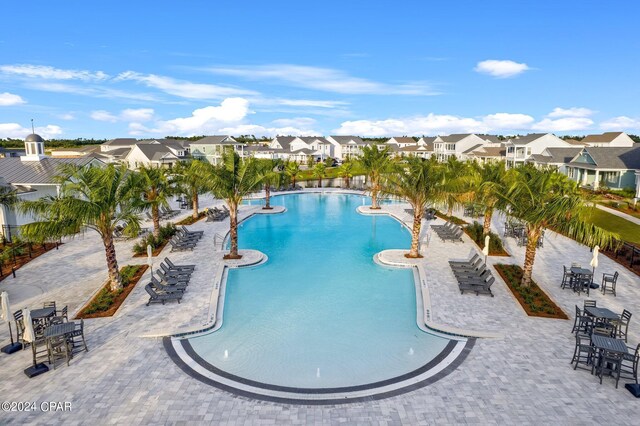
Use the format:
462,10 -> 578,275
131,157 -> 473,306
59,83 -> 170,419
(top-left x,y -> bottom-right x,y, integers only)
504,219 -> 544,248
449,252 -> 494,296
145,257 -> 196,305
169,226 -> 204,252
561,264 -> 620,297
571,300 -> 638,389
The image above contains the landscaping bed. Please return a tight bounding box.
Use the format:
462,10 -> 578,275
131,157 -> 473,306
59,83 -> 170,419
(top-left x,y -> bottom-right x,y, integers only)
177,211 -> 205,225
435,211 -> 468,225
75,264 -> 148,319
494,263 -> 568,319
463,222 -> 509,256
132,223 -> 177,257
0,241 -> 61,282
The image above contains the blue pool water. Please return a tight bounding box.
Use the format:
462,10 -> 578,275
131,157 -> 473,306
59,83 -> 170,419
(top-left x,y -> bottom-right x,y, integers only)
188,193 -> 450,388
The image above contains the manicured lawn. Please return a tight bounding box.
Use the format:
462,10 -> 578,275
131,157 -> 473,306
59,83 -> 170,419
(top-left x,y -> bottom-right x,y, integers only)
585,208 -> 640,245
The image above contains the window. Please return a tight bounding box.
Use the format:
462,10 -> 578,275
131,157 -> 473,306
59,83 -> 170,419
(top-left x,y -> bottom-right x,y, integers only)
37,144 -> 43,155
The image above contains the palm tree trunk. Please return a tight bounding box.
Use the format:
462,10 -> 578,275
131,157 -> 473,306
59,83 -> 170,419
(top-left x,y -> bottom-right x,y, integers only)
292,176 -> 296,186
225,203 -> 241,259
151,205 -> 161,238
264,184 -> 272,209
482,207 -> 494,236
370,177 -> 380,209
102,233 -> 122,291
318,177 -> 322,188
407,209 -> 424,258
345,176 -> 350,189
521,227 -> 541,288
191,187 -> 199,219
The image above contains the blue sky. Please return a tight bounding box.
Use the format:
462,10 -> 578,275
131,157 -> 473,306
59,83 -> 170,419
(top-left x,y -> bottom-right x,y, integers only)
1,0 -> 639,139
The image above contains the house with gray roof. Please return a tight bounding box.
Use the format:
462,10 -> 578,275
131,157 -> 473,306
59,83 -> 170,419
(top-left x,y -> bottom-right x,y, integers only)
526,147 -> 583,174
504,133 -> 571,168
326,136 -> 367,160
0,134 -> 104,236
565,146 -> 640,191
190,136 -> 244,165
580,132 -> 635,147
123,143 -> 180,168
432,134 -> 489,162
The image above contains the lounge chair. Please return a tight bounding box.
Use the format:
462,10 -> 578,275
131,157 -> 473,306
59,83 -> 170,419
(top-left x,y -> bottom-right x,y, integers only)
449,252 -> 480,266
459,276 -> 495,296
145,284 -> 182,306
169,238 -> 196,252
160,262 -> 192,279
164,257 -> 195,272
151,276 -> 186,292
180,225 -> 204,239
156,269 -> 189,286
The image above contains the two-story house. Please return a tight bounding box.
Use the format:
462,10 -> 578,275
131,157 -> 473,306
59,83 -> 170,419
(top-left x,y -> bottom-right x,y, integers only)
565,146 -> 640,190
326,136 -> 367,160
190,136 -> 244,165
504,133 -> 571,168
433,134 -> 488,162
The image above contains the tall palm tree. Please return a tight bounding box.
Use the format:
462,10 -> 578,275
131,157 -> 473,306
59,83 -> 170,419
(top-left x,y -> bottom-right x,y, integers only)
19,164 -> 142,291
0,185 -> 17,243
338,160 -> 354,188
135,165 -> 176,237
285,161 -> 300,188
500,165 -> 616,287
173,160 -> 212,220
313,162 -> 327,188
441,156 -> 474,216
256,158 -> 283,209
358,145 -> 393,209
473,161 -> 507,236
206,151 -> 262,259
384,157 -> 444,258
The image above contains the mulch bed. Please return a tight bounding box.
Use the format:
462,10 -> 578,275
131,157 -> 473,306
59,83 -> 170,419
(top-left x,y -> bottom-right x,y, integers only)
435,211 -> 468,225
463,229 -> 510,256
132,240 -> 169,258
75,264 -> 149,319
0,242 -> 62,282
494,263 -> 568,319
177,211 -> 205,225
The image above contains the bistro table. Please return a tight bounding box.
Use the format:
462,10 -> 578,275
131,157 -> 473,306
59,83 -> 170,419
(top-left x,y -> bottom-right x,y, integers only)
43,322 -> 76,339
570,267 -> 598,290
591,334 -> 629,380
584,307 -> 620,322
30,307 -> 56,321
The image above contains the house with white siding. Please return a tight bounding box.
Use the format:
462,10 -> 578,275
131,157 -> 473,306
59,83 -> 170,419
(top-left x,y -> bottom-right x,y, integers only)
526,147 -> 583,174
326,136 -> 367,160
580,132 -> 635,147
433,134 -> 488,162
123,143 -> 180,169
386,137 -> 417,149
504,133 -> 571,168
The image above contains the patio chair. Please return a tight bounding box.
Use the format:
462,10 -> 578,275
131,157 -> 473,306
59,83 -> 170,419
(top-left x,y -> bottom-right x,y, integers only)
69,319 -> 89,355
160,263 -> 192,279
180,225 -> 204,239
583,300 -> 597,309
164,257 -> 195,272
614,309 -> 632,343
561,266 -> 573,289
13,310 -> 25,347
571,305 -> 593,335
43,301 -> 56,310
596,349 -> 624,388
459,276 -> 495,296
57,305 -> 68,321
620,343 -> 639,384
601,272 -> 619,296
151,276 -> 186,293
449,252 -> 480,267
47,334 -> 71,369
145,284 -> 182,306
572,274 -> 591,296
450,256 -> 483,271
169,239 -> 196,252
156,269 -> 189,286
570,333 -> 594,371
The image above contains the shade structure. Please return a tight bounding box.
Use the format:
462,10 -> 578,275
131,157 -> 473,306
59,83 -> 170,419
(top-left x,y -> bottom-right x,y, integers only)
482,235 -> 490,257
22,308 -> 36,344
147,244 -> 153,267
590,245 -> 600,269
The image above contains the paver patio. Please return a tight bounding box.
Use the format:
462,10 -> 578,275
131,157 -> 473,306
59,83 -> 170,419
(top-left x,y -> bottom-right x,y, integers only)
1,190 -> 638,425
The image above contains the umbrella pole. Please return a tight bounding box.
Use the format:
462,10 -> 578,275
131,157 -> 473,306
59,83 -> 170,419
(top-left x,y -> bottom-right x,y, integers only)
23,339 -> 49,378
1,321 -> 23,354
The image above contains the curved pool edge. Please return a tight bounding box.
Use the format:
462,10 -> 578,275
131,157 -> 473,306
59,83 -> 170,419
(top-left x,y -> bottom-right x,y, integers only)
163,335 -> 475,405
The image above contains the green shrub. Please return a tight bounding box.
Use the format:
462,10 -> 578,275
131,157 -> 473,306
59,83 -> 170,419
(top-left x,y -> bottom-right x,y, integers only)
132,223 -> 177,255
464,221 -> 506,254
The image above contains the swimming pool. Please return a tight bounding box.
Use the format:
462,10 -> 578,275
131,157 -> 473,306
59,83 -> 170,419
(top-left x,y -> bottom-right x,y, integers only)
168,193 -> 469,403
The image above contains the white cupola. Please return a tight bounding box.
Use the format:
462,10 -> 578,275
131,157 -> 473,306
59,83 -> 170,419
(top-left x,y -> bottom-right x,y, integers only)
21,133 -> 46,162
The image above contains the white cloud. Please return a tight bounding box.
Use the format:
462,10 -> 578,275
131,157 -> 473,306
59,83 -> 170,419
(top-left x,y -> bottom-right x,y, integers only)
0,92 -> 26,106
0,123 -> 63,139
131,98 -> 251,136
335,114 -> 487,137
474,60 -> 530,78
90,110 -> 118,122
600,116 -> 640,131
57,113 -> 76,120
262,98 -> 348,108
0,64 -> 108,81
532,117 -> 593,131
116,71 -> 257,100
27,82 -> 159,102
208,64 -> 437,95
120,108 -> 154,122
482,113 -> 535,129
547,107 -> 594,118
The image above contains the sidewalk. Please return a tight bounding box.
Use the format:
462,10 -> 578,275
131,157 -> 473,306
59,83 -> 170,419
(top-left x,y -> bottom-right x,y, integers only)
596,203 -> 640,225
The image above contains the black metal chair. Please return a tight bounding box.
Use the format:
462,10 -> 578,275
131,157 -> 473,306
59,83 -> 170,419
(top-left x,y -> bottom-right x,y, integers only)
561,266 -> 573,289
571,333 -> 594,371
68,320 -> 88,355
583,300 -> 597,309
13,310 -> 25,348
595,349 -> 624,388
614,309 -> 632,343
48,335 -> 72,369
57,305 -> 68,321
571,305 -> 593,335
601,272 -> 619,296
620,343 -> 639,384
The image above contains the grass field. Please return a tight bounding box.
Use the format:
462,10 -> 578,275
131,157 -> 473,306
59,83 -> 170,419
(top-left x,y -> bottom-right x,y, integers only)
585,208 -> 640,245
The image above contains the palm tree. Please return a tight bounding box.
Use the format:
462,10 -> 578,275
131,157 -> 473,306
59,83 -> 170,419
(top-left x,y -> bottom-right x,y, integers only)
500,165 -> 616,287
473,161 -> 507,236
441,156 -> 474,216
206,150 -> 262,259
135,165 -> 176,237
313,162 -> 327,188
19,164 -> 142,291
384,157 -> 444,258
358,145 -> 393,209
173,160 -> 212,220
0,185 -> 17,243
285,161 -> 300,188
256,158 -> 283,209
338,161 -> 354,188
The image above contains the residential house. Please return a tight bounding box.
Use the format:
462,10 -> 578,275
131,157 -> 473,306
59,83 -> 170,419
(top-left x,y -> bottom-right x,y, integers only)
580,132 -> 635,147
326,136 -> 367,160
526,147 -> 583,174
433,134 -> 488,161
464,144 -> 507,164
565,146 -> 640,190
504,133 -> 571,168
396,137 -> 435,159
266,136 -> 332,163
190,136 -> 244,165
0,134 -> 104,238
123,143 -> 181,169
386,137 -> 417,149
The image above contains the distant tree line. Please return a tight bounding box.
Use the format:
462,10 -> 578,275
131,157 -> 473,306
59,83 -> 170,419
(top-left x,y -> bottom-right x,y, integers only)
0,138 -> 107,149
